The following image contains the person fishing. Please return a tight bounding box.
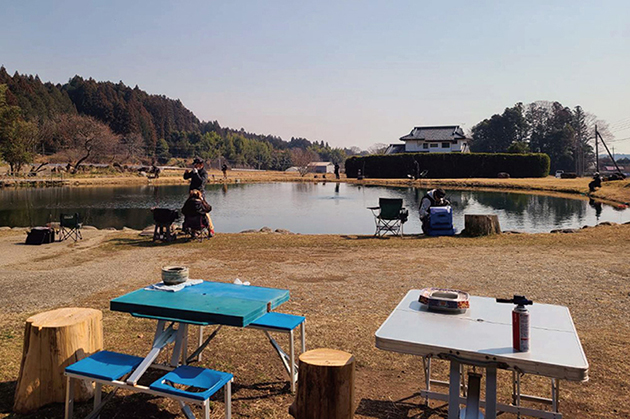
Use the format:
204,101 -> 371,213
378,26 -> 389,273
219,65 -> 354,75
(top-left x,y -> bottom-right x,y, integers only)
221,163 -> 228,179
589,172 -> 602,193
184,157 -> 208,194
419,188 -> 450,235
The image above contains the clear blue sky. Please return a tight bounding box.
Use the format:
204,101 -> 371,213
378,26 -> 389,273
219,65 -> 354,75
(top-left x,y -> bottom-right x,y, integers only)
2,0 -> 630,153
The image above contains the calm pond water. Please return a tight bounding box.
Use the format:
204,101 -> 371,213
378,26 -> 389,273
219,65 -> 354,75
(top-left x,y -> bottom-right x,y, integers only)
0,183 -> 628,234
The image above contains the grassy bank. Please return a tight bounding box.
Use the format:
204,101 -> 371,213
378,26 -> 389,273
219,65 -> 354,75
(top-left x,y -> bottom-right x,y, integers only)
1,225 -> 629,418
3,162 -> 629,205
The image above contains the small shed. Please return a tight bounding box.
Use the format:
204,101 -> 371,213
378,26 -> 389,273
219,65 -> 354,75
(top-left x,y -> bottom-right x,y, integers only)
307,162 -> 335,174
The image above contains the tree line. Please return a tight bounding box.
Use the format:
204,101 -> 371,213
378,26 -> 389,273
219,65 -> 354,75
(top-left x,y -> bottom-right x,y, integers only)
0,68 -> 349,174
470,101 -> 610,174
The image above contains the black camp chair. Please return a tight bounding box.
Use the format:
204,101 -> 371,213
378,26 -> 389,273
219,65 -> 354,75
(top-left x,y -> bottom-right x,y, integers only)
59,213 -> 82,241
368,198 -> 409,237
152,208 -> 179,242
182,214 -> 212,241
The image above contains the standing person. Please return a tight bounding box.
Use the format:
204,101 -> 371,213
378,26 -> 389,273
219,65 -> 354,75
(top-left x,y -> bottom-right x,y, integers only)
419,188 -> 450,235
334,163 -> 340,179
184,157 -> 208,193
221,163 -> 228,179
414,160 -> 421,180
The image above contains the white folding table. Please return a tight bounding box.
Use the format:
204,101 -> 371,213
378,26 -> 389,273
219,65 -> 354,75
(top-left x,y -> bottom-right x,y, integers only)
375,290 -> 589,419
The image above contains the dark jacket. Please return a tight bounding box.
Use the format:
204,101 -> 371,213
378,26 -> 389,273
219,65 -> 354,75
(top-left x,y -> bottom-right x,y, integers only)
182,197 -> 211,217
182,197 -> 211,230
183,168 -> 208,191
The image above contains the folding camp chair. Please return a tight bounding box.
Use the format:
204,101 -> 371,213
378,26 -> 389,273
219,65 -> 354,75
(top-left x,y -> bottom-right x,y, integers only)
368,198 -> 409,237
59,213 -> 82,241
152,208 -> 179,242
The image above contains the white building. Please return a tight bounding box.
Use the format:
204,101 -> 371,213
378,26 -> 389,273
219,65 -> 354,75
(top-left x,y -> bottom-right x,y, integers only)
307,162 -> 335,173
385,125 -> 471,154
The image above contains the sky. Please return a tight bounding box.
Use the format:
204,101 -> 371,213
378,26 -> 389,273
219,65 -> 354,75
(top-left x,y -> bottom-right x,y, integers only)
2,0 -> 630,153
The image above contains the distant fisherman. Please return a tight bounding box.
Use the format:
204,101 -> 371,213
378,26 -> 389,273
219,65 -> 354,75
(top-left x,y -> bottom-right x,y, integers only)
419,188 -> 449,235
184,157 -> 208,194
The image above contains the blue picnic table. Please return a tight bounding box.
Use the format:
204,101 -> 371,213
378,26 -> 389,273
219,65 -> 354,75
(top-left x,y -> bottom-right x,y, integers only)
110,280 -> 290,327
109,280 -> 303,392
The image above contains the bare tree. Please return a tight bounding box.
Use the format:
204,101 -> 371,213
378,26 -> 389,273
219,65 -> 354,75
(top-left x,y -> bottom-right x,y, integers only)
118,133 -> 146,163
55,114 -> 120,172
290,148 -> 316,177
367,143 -> 388,155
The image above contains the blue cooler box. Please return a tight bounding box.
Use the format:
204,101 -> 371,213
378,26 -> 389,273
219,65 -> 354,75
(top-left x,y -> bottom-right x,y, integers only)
427,206 -> 455,236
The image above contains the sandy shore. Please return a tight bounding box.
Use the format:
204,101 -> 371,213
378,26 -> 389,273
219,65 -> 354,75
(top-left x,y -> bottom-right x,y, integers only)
1,225 -> 629,418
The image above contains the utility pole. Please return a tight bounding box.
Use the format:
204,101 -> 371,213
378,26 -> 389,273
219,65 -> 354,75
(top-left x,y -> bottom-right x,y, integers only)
596,127 -> 623,174
595,125 -> 599,173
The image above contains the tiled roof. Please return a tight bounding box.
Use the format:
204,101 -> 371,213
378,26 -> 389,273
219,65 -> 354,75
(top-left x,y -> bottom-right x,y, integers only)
400,125 -> 467,142
385,144 -> 406,154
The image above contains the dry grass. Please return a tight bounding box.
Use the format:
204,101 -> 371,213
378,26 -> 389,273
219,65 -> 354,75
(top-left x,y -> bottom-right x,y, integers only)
4,163 -> 629,206
1,225 -> 630,418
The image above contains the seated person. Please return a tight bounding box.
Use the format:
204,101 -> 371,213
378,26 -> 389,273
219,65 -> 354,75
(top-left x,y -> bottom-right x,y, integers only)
588,172 -> 602,192
182,189 -> 214,237
419,188 -> 450,235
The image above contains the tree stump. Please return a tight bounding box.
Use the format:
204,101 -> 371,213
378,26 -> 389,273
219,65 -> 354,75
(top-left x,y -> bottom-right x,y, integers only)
464,214 -> 502,237
13,308 -> 103,414
289,348 -> 355,419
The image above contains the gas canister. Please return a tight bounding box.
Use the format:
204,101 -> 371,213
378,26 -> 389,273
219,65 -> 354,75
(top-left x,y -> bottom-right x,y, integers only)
497,295 -> 533,352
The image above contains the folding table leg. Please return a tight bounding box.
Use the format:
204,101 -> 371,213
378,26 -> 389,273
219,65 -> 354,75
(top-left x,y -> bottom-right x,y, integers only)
447,360 -> 461,419
300,321 -> 306,353
463,372 -> 482,419
552,378 -> 560,412
127,322 -> 176,385
198,326 -> 204,362
486,367 -> 497,419
93,382 -> 102,419
171,324 -> 188,367
225,380 -> 232,419
64,375 -> 74,419
422,357 -> 431,405
290,329 -> 296,393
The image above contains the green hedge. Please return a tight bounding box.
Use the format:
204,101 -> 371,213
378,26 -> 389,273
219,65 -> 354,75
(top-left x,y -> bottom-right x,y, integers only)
345,153 -> 550,179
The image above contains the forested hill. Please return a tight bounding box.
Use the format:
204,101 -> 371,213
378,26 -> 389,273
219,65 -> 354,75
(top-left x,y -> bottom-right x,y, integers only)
63,75 -> 200,148
0,67 -> 346,170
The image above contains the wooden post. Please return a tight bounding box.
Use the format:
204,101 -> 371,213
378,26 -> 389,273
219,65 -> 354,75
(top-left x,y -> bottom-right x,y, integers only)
464,214 -> 502,237
13,308 -> 103,414
289,348 -> 355,419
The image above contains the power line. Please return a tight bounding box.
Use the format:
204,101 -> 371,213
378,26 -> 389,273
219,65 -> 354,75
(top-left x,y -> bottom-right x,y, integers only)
608,136 -> 630,143
608,116 -> 630,129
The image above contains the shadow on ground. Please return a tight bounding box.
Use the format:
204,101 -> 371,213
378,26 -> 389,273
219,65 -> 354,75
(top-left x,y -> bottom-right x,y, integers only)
356,394 -> 447,418
340,234 -> 427,240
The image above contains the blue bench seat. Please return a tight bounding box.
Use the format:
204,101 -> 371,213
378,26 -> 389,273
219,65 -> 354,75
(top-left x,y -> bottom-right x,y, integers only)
249,312 -> 305,331
64,351 -> 233,419
150,365 -> 233,402
65,350 -> 143,381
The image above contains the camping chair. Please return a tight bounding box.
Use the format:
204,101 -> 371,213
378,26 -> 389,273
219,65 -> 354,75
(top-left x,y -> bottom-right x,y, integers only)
59,213 -> 82,241
152,208 -> 179,242
182,215 -> 212,241
368,198 -> 409,237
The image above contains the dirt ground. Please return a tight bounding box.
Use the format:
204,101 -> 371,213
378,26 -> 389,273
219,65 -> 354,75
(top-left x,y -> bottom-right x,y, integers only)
1,224 -> 629,419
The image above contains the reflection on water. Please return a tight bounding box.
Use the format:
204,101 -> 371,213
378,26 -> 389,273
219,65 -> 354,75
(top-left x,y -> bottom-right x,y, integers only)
0,183 -> 627,234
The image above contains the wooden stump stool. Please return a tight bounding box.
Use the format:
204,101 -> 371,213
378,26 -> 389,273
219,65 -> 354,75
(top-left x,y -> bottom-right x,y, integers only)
13,308 -> 103,414
464,214 -> 502,237
289,348 -> 355,419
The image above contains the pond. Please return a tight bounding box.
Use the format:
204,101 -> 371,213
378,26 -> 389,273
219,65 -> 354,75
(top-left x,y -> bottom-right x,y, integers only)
0,182 -> 628,234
